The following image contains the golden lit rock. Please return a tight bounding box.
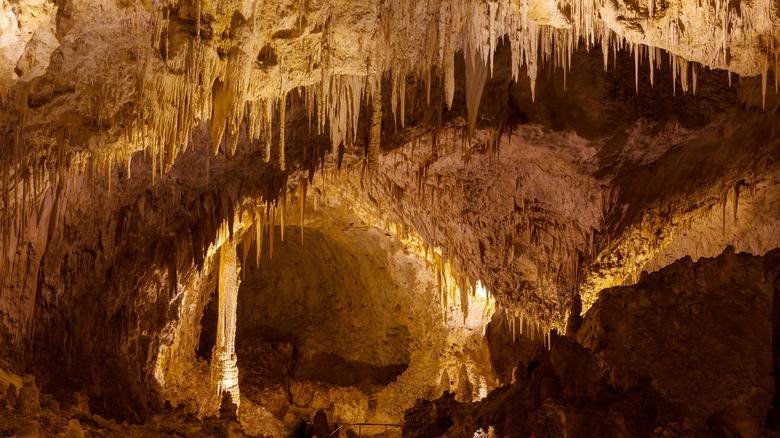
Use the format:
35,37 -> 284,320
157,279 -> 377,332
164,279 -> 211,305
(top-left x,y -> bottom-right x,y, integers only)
0,0 -> 779,436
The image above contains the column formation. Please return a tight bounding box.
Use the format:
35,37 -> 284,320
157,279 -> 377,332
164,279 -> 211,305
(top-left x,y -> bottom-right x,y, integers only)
210,233 -> 241,412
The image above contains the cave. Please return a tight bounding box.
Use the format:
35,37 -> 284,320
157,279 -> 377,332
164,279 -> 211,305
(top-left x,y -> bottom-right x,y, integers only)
183,208 -> 495,436
1,1 -> 780,437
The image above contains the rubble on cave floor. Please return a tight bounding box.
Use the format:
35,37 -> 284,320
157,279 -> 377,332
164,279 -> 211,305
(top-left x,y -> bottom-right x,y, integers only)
0,373 -> 257,438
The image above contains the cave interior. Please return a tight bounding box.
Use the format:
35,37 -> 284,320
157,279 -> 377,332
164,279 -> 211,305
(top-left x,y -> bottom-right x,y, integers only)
1,0 -> 780,437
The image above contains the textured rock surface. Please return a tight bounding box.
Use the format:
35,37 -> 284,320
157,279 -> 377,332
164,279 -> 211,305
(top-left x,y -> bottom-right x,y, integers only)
402,247 -> 780,437
578,247 -> 775,429
15,374 -> 40,415
0,0 -> 779,431
158,205 -> 497,427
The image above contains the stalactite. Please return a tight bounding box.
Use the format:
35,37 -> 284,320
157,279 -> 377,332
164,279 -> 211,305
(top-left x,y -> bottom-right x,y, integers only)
390,68 -> 398,127
635,44 -> 639,93
264,99 -> 273,163
278,94 -> 286,170
399,69 -> 408,127
299,178 -> 307,245
210,79 -> 229,155
722,189 -> 728,236
511,310 -> 516,342
268,202 -> 275,260
255,203 -> 264,267
195,0 -> 201,38
762,58 -> 769,110
465,43 -> 488,140
280,195 -> 285,242
460,284 -> 469,324
369,86 -> 382,172
241,226 -> 253,280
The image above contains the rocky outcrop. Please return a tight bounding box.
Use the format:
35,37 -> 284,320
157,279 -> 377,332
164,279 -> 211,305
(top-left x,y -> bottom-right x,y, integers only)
578,247 -> 775,431
14,375 -> 40,415
403,247 -> 780,437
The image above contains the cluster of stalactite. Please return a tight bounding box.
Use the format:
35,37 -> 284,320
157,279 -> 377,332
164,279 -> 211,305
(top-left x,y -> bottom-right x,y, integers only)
1,0 -> 779,353
580,116 -> 780,313
358,125 -> 602,338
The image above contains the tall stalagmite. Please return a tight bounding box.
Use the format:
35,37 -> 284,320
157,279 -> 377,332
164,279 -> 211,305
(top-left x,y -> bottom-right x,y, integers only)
210,230 -> 241,411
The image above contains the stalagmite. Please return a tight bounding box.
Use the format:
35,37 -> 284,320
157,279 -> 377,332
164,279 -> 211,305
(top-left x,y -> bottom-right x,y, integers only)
209,225 -> 241,413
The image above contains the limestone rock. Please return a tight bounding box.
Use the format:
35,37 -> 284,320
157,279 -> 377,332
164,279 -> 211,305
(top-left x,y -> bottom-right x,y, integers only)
11,421 -> 44,438
577,249 -> 774,428
529,403 -> 567,438
62,419 -> 84,438
402,392 -> 460,438
4,383 -> 18,408
549,336 -> 602,405
707,402 -> 761,438
72,391 -> 90,416
237,396 -> 286,438
218,391 -> 238,421
40,393 -> 58,412
15,375 -> 40,414
403,248 -> 780,437
0,0 -> 779,432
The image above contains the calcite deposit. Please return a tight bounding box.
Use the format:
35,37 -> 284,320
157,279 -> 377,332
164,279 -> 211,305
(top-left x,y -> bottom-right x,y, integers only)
1,0 -> 780,436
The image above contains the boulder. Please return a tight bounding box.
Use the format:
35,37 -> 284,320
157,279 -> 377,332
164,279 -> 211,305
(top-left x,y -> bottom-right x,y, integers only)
15,375 -> 40,414
63,419 -> 84,438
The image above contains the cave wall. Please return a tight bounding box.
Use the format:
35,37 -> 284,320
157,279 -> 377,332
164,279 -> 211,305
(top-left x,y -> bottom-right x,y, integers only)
0,0 -> 779,427
0,124 -> 284,421
235,224 -> 418,371
405,246 -> 780,437
578,247 -> 775,432
0,46 -> 776,425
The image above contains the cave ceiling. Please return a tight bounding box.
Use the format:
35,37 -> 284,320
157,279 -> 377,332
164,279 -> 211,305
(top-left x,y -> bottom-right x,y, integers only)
1,0 -> 780,348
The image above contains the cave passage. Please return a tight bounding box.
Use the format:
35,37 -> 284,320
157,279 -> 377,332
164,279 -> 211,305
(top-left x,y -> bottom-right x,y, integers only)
197,222 -> 414,388
188,206 -> 494,435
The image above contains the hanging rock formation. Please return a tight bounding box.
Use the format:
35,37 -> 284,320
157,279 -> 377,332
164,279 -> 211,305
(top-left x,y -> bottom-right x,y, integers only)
0,0 -> 779,436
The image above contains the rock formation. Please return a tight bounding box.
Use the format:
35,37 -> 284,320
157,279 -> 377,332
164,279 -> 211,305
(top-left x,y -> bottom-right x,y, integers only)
0,0 -> 779,436
404,248 -> 780,437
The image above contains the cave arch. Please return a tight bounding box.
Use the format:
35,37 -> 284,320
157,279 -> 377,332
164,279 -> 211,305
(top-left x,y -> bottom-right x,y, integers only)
160,204 -> 498,435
